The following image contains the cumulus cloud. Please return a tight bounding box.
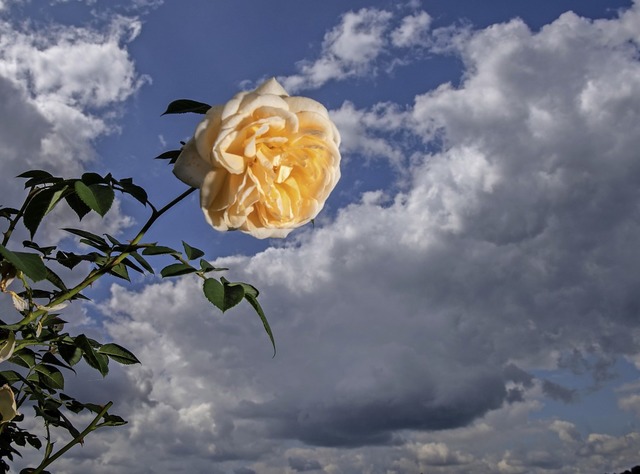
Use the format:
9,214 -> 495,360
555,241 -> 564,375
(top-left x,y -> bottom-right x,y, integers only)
79,2 -> 640,472
0,13 -> 147,241
391,11 -> 432,47
330,100 -> 408,165
280,7 -> 432,92
6,1 -> 640,473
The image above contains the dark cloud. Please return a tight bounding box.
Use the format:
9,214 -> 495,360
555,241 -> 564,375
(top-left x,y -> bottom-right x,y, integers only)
288,456 -> 322,472
542,380 -> 578,404
237,371 -> 506,447
0,76 -> 53,205
233,468 -> 256,474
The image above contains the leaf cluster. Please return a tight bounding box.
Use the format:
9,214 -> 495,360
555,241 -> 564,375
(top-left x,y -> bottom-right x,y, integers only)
0,102 -> 274,473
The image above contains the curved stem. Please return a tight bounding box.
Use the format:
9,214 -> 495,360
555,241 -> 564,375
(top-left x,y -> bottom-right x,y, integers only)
31,402 -> 113,474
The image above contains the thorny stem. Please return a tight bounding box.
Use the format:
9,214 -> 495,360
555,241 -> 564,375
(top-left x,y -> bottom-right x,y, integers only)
31,402 -> 113,474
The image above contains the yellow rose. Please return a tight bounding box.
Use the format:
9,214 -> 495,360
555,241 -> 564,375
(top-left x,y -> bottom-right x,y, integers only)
0,384 -> 17,423
173,78 -> 341,239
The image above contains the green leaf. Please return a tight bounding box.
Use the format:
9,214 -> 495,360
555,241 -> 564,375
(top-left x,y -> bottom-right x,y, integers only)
245,293 -> 276,357
9,348 -> 36,369
98,343 -> 140,365
80,172 -> 105,186
101,413 -> 127,427
222,283 -> 245,312
18,170 -> 61,188
46,267 -> 69,292
84,403 -> 105,414
203,278 -> 244,312
17,170 -> 53,180
0,245 -> 47,282
182,241 -> 205,260
33,364 -> 65,390
105,234 -> 122,246
161,99 -> 211,115
199,259 -> 228,273
42,352 -> 75,373
130,252 -> 154,274
74,181 -> 114,217
75,335 -> 109,377
78,238 -> 110,252
141,245 -> 179,256
203,278 -> 224,311
58,342 -> 82,366
0,207 -> 19,220
23,187 -> 66,238
108,262 -> 130,281
237,282 -> 259,298
122,257 -> 144,274
160,263 -> 197,278
55,250 -> 84,270
22,240 -> 56,256
119,181 -> 148,205
63,228 -> 108,246
65,192 -> 91,220
0,370 -> 24,384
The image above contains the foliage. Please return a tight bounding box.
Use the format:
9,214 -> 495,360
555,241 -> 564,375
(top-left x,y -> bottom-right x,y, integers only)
0,128 -> 273,472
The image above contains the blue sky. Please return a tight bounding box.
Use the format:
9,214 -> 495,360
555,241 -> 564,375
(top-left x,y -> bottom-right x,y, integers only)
1,0 -> 640,472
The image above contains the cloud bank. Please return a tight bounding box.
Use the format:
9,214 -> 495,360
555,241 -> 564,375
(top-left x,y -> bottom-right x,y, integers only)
82,2 -> 640,473
3,0 -> 640,473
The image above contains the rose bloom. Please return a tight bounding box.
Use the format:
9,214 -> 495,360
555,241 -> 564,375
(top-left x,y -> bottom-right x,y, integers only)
173,78 -> 341,239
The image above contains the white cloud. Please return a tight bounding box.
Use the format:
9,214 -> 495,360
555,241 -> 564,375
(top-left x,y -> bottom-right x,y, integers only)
330,100 -> 407,165
0,14 -> 147,241
281,8 -> 393,92
84,2 -> 640,472
6,1 -> 640,473
391,11 -> 432,47
280,7 -> 433,92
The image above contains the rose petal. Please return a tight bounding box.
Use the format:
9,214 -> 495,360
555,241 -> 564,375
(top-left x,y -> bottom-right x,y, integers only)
173,139 -> 215,188
254,77 -> 289,97
194,105 -> 224,162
